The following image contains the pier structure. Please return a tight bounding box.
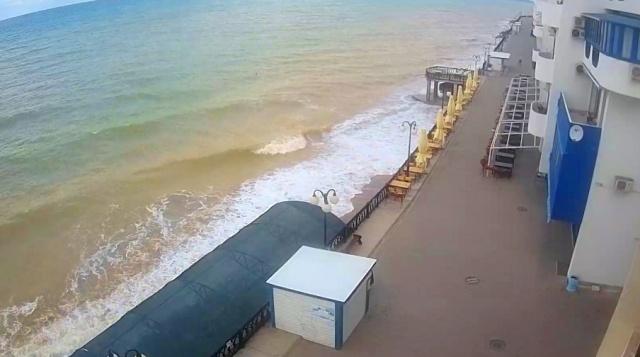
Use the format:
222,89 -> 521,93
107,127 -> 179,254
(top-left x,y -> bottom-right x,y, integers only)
424,66 -> 470,105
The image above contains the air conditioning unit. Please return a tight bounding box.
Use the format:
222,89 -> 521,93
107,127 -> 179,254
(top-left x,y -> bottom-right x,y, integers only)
572,28 -> 585,38
575,64 -> 585,74
631,65 -> 640,81
614,176 -> 634,192
574,16 -> 585,28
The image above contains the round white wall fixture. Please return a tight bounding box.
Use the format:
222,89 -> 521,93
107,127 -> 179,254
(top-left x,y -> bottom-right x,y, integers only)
569,125 -> 584,142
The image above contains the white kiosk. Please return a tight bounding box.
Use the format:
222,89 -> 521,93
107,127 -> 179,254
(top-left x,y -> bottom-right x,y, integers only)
513,21 -> 522,34
267,246 -> 376,350
488,51 -> 511,72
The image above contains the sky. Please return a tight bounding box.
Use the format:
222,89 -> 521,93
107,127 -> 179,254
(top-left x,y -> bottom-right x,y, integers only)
0,0 -> 91,21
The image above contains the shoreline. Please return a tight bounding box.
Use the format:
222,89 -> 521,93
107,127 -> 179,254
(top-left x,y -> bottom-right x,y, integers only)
0,9 -> 532,356
340,174 -> 393,222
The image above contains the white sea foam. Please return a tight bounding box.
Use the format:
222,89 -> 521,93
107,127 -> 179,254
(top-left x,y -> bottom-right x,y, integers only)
0,297 -> 41,352
2,20 -> 511,357
3,79 -> 436,356
253,135 -> 308,155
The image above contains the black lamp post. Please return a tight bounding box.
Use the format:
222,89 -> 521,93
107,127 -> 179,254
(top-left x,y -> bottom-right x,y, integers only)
401,121 -> 418,176
483,44 -> 492,69
310,189 -> 339,246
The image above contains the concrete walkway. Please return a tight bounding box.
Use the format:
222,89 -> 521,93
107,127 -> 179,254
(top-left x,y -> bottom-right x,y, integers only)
287,18 -> 620,357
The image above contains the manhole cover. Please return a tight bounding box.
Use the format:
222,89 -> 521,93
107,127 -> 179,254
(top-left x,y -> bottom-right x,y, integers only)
465,276 -> 480,285
489,339 -> 506,350
516,206 -> 528,212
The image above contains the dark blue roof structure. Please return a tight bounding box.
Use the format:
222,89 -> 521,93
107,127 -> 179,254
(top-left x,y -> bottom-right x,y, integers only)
71,201 -> 346,357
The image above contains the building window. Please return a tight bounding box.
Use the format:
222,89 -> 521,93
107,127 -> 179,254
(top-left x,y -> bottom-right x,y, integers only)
636,32 -> 640,61
585,42 -> 591,59
607,23 -> 613,52
592,49 -> 600,68
613,25 -> 622,55
583,17 -> 640,64
623,27 -> 633,59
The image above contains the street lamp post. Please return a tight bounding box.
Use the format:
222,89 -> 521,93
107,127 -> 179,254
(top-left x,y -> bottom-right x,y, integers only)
310,189 -> 339,246
401,121 -> 418,176
472,55 -> 481,69
484,44 -> 492,68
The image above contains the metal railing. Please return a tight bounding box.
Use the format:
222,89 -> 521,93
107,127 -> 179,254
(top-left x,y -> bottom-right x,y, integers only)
326,142 -> 425,249
482,14 -> 533,72
213,304 -> 271,357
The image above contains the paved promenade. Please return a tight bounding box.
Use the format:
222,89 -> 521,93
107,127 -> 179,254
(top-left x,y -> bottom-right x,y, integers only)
287,18 -> 619,357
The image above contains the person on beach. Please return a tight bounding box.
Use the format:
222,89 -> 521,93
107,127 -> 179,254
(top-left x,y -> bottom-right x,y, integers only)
518,57 -> 523,66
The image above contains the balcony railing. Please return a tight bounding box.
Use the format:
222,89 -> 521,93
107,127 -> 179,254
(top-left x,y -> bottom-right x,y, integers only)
327,147 -> 419,249
533,25 -> 544,38
539,51 -> 554,60
528,100 -> 548,138
534,51 -> 555,83
584,13 -> 640,65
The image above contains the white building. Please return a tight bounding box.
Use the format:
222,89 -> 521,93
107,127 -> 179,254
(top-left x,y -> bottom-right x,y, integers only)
530,0 -> 640,288
267,246 -> 376,350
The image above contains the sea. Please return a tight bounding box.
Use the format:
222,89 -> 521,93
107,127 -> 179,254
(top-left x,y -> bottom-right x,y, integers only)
0,0 -> 532,355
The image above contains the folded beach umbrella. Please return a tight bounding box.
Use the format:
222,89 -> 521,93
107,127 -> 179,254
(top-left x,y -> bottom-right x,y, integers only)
435,108 -> 445,145
455,85 -> 464,114
464,74 -> 473,97
446,94 -> 456,124
472,68 -> 480,90
415,128 -> 430,167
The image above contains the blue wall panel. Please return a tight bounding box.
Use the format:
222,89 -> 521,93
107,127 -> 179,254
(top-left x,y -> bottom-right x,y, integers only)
547,94 -> 601,225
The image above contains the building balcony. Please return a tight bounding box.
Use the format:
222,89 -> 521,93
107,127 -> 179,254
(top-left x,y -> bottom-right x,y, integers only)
534,51 -> 554,83
602,1 -> 640,16
532,25 -> 544,38
535,0 -> 563,28
533,11 -> 541,26
528,101 -> 548,138
583,13 -> 640,99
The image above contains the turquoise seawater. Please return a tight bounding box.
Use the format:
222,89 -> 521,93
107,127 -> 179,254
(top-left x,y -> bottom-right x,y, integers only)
0,0 -> 530,355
